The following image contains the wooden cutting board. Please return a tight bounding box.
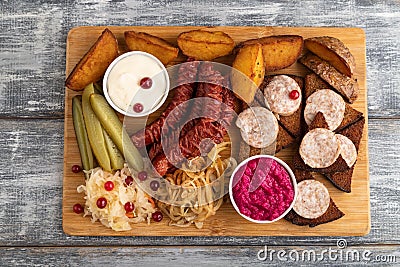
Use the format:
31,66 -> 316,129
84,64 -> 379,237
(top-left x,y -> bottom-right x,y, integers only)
62,26 -> 370,236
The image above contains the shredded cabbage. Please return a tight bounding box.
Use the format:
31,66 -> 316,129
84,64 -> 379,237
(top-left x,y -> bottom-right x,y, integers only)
77,164 -> 155,231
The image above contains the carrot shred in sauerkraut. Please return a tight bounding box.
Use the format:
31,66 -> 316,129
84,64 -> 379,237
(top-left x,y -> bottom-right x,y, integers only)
77,164 -> 155,231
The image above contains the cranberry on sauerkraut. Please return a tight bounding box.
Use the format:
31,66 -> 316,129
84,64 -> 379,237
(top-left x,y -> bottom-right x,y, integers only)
77,164 -> 155,231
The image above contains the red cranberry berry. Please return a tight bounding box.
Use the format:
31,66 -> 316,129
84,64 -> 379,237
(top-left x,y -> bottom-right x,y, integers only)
152,211 -> 163,222
133,103 -> 144,113
140,77 -> 153,89
124,202 -> 135,213
71,165 -> 82,173
125,176 -> 134,186
138,171 -> 148,181
289,90 -> 300,100
150,180 -> 160,191
96,197 -> 107,209
104,181 -> 114,191
73,203 -> 84,214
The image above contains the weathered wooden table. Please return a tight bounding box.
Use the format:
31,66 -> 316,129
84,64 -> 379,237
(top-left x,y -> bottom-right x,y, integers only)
0,1 -> 399,266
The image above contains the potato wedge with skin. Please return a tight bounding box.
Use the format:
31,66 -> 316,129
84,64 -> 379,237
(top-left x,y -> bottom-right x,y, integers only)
124,31 -> 179,65
66,28 -> 118,90
177,30 -> 234,60
305,36 -> 355,77
237,35 -> 303,72
231,43 -> 265,104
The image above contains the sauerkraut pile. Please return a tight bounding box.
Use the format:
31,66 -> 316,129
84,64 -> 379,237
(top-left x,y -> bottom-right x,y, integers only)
77,164 -> 155,231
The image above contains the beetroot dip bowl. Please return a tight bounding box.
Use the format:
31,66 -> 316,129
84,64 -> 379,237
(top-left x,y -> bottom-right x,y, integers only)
229,155 -> 297,223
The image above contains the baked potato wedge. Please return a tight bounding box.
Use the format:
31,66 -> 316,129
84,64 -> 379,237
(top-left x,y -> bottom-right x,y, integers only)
237,35 -> 303,72
231,43 -> 265,104
124,31 -> 179,65
177,30 -> 234,60
305,36 -> 355,77
66,28 -> 118,90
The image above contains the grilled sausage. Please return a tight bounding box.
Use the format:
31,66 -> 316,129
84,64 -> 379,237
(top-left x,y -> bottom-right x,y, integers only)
130,60 -> 200,148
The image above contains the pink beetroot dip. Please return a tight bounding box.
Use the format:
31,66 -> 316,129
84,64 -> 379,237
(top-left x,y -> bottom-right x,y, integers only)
232,157 -> 294,221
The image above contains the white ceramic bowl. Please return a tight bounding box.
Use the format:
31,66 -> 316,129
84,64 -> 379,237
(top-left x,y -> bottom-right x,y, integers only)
103,51 -> 170,117
229,155 -> 298,224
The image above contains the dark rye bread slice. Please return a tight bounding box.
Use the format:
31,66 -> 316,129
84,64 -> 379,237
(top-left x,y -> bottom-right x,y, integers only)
339,104 -> 364,133
258,75 -> 304,138
238,125 -> 296,162
276,125 -> 296,153
299,53 -> 359,103
293,152 -> 350,173
324,167 -> 354,193
238,140 -> 275,163
304,73 -> 329,98
285,198 -> 345,227
304,73 -> 363,132
323,117 -> 365,192
338,116 -> 365,151
293,112 -> 351,173
280,103 -> 303,138
284,168 -> 345,227
308,111 -> 329,131
293,166 -> 314,182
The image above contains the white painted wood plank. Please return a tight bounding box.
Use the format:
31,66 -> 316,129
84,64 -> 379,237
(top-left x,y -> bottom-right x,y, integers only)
0,1 -> 399,263
0,246 -> 399,266
0,0 -> 399,117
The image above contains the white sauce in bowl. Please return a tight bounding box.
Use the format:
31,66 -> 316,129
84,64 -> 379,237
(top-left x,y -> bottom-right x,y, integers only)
104,51 -> 169,117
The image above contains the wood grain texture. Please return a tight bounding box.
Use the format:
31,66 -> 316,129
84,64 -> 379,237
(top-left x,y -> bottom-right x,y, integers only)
62,26 -> 370,237
0,0 -> 399,118
0,117 -> 398,245
0,246 -> 399,266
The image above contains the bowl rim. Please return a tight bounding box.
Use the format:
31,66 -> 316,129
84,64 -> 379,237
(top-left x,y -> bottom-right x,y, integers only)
229,154 -> 298,224
102,51 -> 170,118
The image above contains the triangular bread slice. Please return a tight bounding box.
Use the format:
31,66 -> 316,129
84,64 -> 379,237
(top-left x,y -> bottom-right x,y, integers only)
276,124 -> 296,153
292,166 -> 314,182
238,125 -> 296,162
304,73 -> 329,98
280,103 -> 303,138
293,152 -> 350,173
324,167 -> 354,193
308,111 -> 329,131
285,198 -> 345,227
238,140 -> 275,163
337,117 -> 365,151
338,104 -> 364,132
293,112 -> 351,173
284,169 -> 345,227
304,73 -> 363,132
323,117 -> 365,192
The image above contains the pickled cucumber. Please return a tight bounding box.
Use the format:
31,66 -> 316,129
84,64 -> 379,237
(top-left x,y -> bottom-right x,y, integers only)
82,83 -> 111,172
72,95 -> 94,171
103,128 -> 125,170
93,82 -> 103,95
90,94 -> 144,171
